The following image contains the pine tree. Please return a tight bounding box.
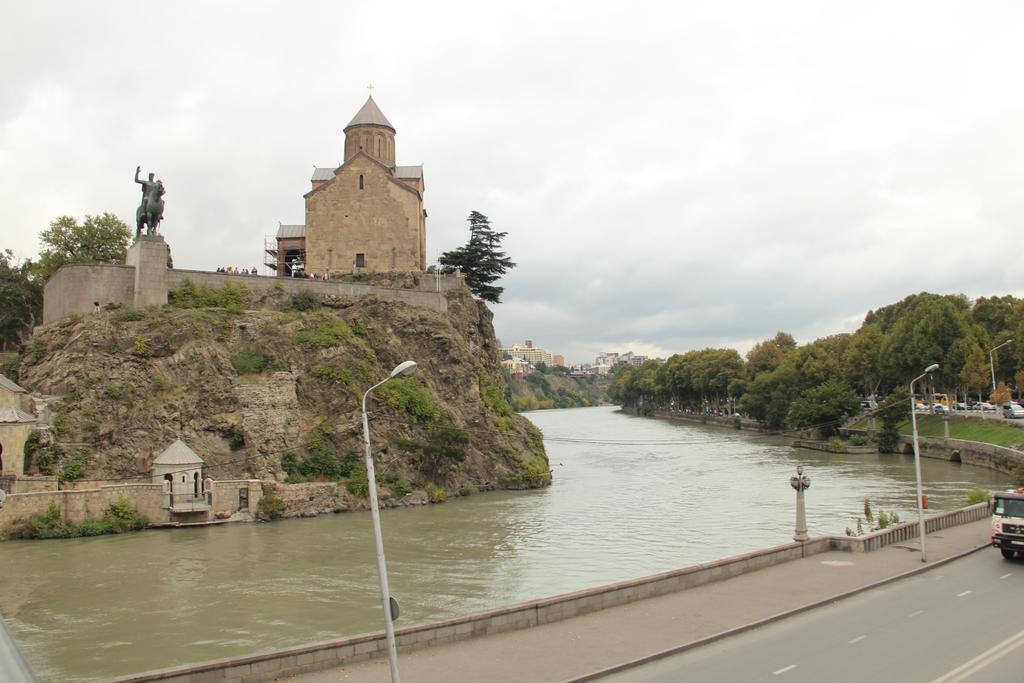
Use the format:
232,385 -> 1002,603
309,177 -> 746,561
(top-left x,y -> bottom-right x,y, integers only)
439,211 -> 516,303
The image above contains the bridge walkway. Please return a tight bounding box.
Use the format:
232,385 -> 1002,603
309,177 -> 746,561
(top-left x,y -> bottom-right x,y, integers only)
281,519 -> 992,683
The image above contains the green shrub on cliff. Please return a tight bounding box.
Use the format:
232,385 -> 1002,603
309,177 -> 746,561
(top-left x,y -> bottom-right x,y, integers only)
231,342 -> 270,375
376,377 -> 443,423
289,290 -> 321,312
169,279 -> 245,313
293,319 -> 353,348
479,371 -> 513,417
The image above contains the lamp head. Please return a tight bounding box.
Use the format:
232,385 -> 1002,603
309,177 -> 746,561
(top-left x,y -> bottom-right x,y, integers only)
924,363 -> 939,373
390,360 -> 418,378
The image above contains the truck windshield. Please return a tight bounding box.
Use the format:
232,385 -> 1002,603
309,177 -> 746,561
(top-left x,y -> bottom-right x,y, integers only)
994,498 -> 1024,517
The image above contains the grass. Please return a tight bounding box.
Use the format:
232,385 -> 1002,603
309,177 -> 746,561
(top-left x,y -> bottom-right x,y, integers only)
894,415 -> 1024,448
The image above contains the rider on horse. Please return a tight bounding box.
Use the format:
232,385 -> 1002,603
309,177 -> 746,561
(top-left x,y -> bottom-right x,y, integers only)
135,166 -> 165,237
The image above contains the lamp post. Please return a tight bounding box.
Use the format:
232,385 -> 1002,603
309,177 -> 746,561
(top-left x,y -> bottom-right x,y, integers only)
362,359 -> 417,683
790,465 -> 811,543
989,339 -> 1013,391
910,363 -> 939,563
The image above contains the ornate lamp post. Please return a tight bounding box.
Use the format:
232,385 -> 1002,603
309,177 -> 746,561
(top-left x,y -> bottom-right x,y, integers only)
790,465 -> 811,542
362,360 -> 418,683
910,363 -> 939,563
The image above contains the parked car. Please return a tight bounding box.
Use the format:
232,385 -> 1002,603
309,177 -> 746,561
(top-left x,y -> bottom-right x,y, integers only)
915,402 -> 928,411
1003,403 -> 1024,419
955,402 -> 967,411
933,404 -> 949,415
978,402 -> 996,411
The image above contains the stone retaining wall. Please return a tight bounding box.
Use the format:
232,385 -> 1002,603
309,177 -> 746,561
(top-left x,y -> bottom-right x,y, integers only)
108,499 -> 992,683
0,483 -> 168,534
109,538 -> 832,682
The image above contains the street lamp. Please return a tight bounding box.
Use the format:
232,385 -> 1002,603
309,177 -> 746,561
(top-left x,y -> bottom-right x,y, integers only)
362,359 -> 417,683
910,363 -> 939,563
989,339 -> 1013,391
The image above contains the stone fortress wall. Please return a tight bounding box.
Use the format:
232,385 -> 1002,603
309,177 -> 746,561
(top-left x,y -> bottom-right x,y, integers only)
42,235 -> 464,325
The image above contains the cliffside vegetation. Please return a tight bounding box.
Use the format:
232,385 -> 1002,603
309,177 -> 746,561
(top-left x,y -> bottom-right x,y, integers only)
15,279 -> 550,515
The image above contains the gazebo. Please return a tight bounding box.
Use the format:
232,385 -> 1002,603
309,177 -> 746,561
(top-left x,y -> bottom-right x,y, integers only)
151,439 -> 209,512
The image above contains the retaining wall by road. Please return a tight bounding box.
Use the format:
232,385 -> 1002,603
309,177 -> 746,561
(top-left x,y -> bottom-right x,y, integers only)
109,501 -> 991,683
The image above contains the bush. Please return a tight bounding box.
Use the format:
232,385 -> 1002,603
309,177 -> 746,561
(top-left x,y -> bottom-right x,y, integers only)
346,463 -> 369,497
231,342 -> 270,375
479,371 -> 513,417
966,488 -> 992,505
6,499 -> 147,540
58,449 -> 91,482
1012,464 -> 1024,487
293,319 -> 353,348
168,279 -> 246,313
848,434 -> 868,446
397,425 -> 469,480
111,306 -> 145,322
256,487 -> 286,520
376,378 -> 444,423
427,486 -> 447,503
289,290 -> 321,311
227,427 -> 245,451
379,473 -> 413,498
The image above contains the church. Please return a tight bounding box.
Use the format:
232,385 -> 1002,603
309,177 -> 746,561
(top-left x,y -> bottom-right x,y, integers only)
272,94 -> 427,276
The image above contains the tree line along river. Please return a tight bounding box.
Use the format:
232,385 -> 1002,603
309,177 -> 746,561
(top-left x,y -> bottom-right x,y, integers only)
0,406 -> 1011,681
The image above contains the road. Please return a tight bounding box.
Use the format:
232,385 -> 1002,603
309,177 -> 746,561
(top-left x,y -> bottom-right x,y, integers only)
601,551 -> 1023,683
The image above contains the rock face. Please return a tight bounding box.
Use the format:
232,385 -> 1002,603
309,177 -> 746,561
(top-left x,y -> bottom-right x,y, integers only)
18,283 -> 549,514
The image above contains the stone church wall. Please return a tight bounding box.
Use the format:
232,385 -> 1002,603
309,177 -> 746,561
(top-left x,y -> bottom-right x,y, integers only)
305,155 -> 423,273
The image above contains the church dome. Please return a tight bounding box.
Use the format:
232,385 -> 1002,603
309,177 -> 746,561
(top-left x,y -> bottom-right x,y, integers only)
344,96 -> 395,132
343,96 -> 396,166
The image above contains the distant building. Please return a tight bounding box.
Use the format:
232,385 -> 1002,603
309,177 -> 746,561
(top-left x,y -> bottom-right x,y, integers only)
554,355 -> 565,367
502,340 -> 555,367
502,358 -> 527,380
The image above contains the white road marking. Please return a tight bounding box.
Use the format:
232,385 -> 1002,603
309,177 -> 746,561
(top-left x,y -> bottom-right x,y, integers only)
848,635 -> 866,644
929,628 -> 1024,683
1000,573 -> 1012,579
773,664 -> 797,675
908,610 -> 925,618
956,590 -> 972,597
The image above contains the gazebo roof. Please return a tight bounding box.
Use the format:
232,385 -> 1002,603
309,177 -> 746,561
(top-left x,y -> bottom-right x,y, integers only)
152,439 -> 204,466
0,407 -> 35,423
0,374 -> 26,394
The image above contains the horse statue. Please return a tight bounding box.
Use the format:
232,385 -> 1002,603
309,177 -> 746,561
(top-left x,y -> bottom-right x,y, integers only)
134,166 -> 166,237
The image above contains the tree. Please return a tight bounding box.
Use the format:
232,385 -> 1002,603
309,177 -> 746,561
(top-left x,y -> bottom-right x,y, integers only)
876,390 -> 909,453
991,382 -> 1011,406
32,213 -> 132,281
959,343 -> 990,403
439,211 -> 516,303
0,250 -> 42,350
786,380 -> 860,438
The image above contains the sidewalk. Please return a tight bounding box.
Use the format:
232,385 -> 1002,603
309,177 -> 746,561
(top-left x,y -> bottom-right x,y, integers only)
281,520 -> 993,683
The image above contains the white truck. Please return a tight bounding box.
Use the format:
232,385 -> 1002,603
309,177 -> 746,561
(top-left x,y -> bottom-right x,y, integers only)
992,488 -> 1024,559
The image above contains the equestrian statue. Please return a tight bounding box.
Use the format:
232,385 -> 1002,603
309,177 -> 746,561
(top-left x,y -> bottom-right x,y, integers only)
134,166 -> 166,237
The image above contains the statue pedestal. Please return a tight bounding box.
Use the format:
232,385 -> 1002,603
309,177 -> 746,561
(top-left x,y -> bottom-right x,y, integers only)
126,235 -> 169,310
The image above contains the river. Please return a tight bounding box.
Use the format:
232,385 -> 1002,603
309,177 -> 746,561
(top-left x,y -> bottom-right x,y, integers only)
0,406 -> 1011,681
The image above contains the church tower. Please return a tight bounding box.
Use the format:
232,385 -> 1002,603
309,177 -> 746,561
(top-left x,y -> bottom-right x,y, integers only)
286,93 -> 426,276
343,96 -> 396,167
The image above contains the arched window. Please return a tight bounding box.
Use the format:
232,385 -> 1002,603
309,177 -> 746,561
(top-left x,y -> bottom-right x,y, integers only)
377,136 -> 382,157
359,174 -> 364,190
193,472 -> 200,497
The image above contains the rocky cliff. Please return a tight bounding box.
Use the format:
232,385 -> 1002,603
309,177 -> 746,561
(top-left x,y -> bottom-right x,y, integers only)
17,280 -> 549,514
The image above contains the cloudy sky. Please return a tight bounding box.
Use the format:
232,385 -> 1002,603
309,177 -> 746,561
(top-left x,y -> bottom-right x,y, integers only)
2,2 -> 1023,364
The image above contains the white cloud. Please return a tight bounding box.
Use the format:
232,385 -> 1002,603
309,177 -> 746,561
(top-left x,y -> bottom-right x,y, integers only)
2,1 -> 1023,364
